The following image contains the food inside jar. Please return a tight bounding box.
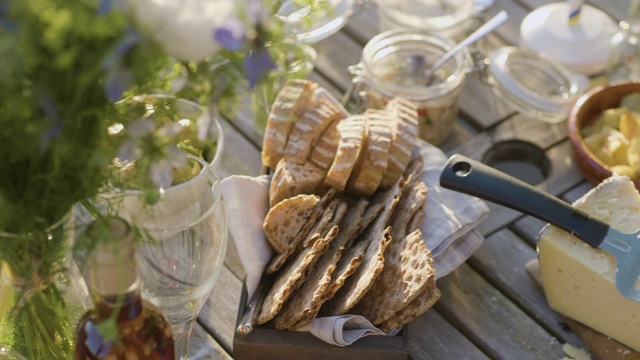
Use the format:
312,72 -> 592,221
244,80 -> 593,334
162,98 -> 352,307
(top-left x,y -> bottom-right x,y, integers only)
364,54 -> 460,145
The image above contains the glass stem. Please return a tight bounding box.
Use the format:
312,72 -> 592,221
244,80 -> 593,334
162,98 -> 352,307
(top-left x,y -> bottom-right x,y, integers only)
173,317 -> 197,360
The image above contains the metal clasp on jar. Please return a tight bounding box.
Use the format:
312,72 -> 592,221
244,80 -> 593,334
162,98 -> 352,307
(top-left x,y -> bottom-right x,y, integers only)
342,62 -> 367,111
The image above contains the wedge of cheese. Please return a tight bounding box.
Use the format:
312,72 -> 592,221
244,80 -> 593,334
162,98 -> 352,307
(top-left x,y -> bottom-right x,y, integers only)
538,174 -> 640,352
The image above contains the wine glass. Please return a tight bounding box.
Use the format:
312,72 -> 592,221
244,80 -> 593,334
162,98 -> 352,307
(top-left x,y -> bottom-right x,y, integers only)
127,156 -> 228,359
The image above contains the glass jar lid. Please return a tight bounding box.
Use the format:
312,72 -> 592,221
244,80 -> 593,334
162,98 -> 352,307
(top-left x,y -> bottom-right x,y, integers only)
375,0 -> 476,34
275,0 -> 356,43
487,46 -> 587,122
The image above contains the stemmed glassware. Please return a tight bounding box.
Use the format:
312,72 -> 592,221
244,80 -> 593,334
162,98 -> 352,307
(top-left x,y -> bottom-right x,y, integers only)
132,155 -> 227,359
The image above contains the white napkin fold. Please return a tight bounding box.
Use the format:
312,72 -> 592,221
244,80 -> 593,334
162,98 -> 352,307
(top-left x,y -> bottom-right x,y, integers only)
221,140 -> 489,346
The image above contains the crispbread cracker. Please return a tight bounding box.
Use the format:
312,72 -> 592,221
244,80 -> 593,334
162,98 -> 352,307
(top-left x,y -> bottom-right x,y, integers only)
321,239 -> 368,304
263,194 -> 320,254
284,100 -> 342,161
407,207 -> 425,234
262,79 -> 317,168
378,282 -> 440,333
265,189 -> 337,274
351,229 -> 435,325
319,226 -> 392,316
319,179 -> 402,316
271,226 -> 342,330
380,98 -> 419,189
269,157 -> 326,207
389,180 -> 428,241
256,233 -> 332,325
301,198 -> 340,248
325,115 -> 366,192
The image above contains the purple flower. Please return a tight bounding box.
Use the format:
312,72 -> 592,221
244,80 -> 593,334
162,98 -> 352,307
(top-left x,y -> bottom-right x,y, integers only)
97,0 -> 124,15
104,66 -> 132,102
101,29 -> 139,70
244,48 -> 276,88
149,147 -> 187,188
102,29 -> 139,101
126,118 -> 155,138
246,0 -> 266,24
214,18 -> 246,51
150,159 -> 173,189
117,139 -> 139,162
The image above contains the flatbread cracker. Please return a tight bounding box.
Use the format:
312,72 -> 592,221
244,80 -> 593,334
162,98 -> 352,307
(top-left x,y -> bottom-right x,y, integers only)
263,194 -> 320,253
350,229 -> 435,325
265,189 -> 337,274
256,233 -> 332,325
378,282 -> 440,333
271,226 -> 342,330
318,179 -> 402,315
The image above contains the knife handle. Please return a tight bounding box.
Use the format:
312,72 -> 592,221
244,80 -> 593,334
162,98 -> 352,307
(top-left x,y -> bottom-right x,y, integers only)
439,154 -> 609,248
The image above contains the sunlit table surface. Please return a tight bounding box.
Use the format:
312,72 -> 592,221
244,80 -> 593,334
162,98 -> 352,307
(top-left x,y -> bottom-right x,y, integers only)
194,1 -> 634,359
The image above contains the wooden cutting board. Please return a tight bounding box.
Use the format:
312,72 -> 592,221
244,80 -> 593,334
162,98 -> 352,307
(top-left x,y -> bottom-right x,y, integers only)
525,259 -> 640,360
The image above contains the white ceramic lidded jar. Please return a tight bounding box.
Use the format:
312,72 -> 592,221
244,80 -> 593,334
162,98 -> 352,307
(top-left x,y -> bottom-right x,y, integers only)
347,29 -> 471,145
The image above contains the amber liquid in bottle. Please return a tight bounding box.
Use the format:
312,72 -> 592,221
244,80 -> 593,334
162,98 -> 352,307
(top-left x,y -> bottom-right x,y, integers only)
74,217 -> 175,359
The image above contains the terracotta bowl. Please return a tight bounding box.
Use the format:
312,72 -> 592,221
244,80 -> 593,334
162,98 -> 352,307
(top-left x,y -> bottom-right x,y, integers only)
568,81 -> 640,189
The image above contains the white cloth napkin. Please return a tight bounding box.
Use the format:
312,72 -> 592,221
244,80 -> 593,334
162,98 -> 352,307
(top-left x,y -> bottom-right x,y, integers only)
221,140 -> 489,346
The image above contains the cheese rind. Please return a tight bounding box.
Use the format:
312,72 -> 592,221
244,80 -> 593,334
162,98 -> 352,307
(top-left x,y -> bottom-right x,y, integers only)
538,174 -> 640,352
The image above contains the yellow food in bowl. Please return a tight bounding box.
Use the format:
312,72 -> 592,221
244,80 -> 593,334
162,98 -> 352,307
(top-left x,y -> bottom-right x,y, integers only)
580,92 -> 640,179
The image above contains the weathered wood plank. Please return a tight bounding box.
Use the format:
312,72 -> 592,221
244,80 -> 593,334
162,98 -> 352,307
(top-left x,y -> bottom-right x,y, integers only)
467,228 -> 588,348
434,263 -> 566,360
190,323 -> 234,360
408,310 -> 490,360
198,264 -> 244,354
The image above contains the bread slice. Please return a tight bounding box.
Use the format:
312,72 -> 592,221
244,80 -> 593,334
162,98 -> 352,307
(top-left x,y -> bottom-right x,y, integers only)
261,79 -> 317,168
380,98 -> 419,189
269,157 -> 326,207
284,100 -> 342,161
263,194 -> 320,254
309,118 -> 341,170
346,110 -> 393,196
325,115 -> 366,192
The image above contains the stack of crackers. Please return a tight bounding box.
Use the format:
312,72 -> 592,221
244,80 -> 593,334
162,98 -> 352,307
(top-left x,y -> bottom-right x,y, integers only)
256,79 -> 440,333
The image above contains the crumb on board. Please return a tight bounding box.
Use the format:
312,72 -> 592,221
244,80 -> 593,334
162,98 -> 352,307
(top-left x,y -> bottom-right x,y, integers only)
561,343 -> 592,360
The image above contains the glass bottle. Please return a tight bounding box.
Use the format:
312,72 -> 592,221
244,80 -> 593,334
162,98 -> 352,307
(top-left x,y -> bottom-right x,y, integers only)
74,217 -> 175,360
607,0 -> 640,82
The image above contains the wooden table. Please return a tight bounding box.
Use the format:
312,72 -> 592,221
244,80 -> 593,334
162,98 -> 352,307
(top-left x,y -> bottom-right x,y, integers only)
192,1 -> 634,359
